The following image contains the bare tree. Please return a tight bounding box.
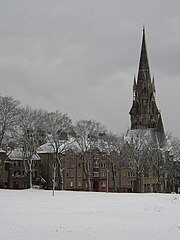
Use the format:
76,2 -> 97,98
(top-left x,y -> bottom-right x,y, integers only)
121,129 -> 151,193
44,110 -> 72,193
144,132 -> 168,192
0,95 -> 20,147
168,135 -> 180,162
101,132 -> 124,192
170,136 -> 180,192
150,133 -> 180,193
17,107 -> 45,188
122,130 -> 180,193
73,120 -> 106,191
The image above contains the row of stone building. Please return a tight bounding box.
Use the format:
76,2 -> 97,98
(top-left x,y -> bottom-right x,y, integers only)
0,145 -> 179,193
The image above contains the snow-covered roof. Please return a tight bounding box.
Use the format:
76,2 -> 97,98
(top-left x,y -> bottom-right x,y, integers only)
37,137 -> 114,155
125,128 -> 156,140
37,138 -> 79,154
0,149 -> 6,153
37,143 -> 56,154
8,149 -> 40,161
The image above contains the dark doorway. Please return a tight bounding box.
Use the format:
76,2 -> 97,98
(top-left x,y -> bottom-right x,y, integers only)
14,181 -> 19,189
93,181 -> 99,192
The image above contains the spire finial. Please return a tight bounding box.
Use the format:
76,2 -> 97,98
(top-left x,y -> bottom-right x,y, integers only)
143,25 -> 145,33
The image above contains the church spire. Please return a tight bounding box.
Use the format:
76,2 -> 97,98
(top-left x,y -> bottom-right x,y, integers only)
129,28 -> 164,135
137,27 -> 151,90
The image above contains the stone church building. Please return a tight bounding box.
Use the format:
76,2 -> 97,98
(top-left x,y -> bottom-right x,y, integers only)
129,27 -> 165,146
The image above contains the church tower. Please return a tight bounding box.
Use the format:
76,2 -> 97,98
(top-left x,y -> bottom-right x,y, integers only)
129,28 -> 165,143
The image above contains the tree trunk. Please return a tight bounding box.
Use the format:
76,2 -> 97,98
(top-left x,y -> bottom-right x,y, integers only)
111,164 -> 117,192
29,163 -> 33,189
52,165 -> 56,196
83,158 -> 91,191
135,172 -> 141,193
56,159 -> 64,191
59,168 -> 64,190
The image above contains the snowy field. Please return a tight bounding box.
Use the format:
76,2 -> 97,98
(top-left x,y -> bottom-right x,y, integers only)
0,190 -> 180,240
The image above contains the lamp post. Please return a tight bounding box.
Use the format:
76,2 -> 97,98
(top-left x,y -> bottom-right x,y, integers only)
106,169 -> 109,193
52,163 -> 56,196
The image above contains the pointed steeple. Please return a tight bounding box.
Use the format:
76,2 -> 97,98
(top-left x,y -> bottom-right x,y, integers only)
129,28 -> 165,146
137,27 -> 151,90
129,28 -> 165,135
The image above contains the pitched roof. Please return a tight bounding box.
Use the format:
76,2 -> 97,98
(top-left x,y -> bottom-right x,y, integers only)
8,149 -> 40,161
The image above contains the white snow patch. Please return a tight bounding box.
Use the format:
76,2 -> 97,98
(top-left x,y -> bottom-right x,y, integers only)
0,190 -> 179,240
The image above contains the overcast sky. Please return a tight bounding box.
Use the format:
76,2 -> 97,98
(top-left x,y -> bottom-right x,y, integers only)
0,0 -> 180,137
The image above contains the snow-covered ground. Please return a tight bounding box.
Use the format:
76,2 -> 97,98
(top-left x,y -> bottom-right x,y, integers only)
0,190 -> 179,240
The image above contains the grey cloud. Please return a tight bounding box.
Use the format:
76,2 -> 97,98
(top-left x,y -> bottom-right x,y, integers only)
0,0 -> 180,137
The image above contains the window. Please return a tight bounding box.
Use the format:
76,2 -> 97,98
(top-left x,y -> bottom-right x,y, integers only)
128,180 -> 133,186
93,161 -> 99,169
93,172 -> 99,177
14,162 -> 18,167
67,181 -> 73,188
127,172 -> 135,177
101,180 -> 106,187
101,171 -> 106,177
101,163 -> 106,168
78,181 -> 81,187
144,172 -> 149,177
14,171 -> 21,177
